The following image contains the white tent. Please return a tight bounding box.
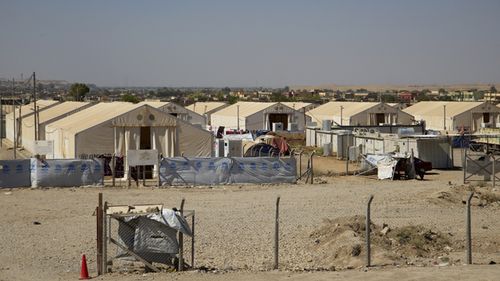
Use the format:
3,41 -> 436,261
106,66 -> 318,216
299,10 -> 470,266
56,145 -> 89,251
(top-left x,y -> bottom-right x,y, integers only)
403,101 -> 500,132
210,102 -> 307,131
45,102 -> 213,159
140,101 -> 206,126
5,100 -> 59,144
281,102 -> 317,112
307,102 -> 414,126
186,102 -> 229,125
21,101 -> 93,154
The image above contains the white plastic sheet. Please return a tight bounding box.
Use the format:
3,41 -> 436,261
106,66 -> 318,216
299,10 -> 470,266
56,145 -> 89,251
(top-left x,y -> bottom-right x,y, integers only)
0,159 -> 31,188
364,154 -> 398,180
160,157 -> 297,185
30,158 -> 104,187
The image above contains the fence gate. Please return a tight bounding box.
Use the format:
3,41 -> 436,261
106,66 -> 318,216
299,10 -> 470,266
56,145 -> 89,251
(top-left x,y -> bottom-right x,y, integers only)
96,198 -> 195,275
463,142 -> 500,186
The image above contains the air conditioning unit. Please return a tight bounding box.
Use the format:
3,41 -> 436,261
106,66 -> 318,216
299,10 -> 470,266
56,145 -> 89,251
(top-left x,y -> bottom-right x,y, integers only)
481,123 -> 492,128
288,123 -> 299,131
272,122 -> 283,131
227,140 -> 243,157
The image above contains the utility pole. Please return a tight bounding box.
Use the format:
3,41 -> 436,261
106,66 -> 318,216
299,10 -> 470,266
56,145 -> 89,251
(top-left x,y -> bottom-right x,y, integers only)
12,78 -> 16,159
33,72 -> 37,141
340,105 -> 344,126
443,105 -> 447,131
236,104 -> 240,131
36,106 -> 40,140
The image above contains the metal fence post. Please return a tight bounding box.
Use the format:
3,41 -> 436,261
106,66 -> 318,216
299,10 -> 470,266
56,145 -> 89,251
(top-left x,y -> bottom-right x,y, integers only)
492,155 -> 496,187
96,193 -> 103,275
178,198 -> 185,271
366,195 -> 374,267
466,192 -> 473,265
298,151 -> 303,177
345,145 -> 349,175
102,200 -> 108,274
463,147 -> 467,184
158,154 -> 161,187
191,212 -> 195,268
274,196 -> 280,270
111,154 -> 116,187
310,152 -> 315,184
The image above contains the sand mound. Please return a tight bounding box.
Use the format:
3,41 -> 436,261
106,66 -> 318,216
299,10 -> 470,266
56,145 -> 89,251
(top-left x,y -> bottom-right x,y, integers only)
309,216 -> 452,269
431,185 -> 500,207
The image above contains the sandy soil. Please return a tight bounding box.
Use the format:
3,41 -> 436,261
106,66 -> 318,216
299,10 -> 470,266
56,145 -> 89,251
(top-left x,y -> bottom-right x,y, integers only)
1,167 -> 499,281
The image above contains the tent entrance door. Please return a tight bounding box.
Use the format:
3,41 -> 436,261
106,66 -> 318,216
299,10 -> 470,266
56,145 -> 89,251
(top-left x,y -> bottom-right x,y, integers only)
375,113 -> 385,125
269,113 -> 288,130
139,126 -> 153,179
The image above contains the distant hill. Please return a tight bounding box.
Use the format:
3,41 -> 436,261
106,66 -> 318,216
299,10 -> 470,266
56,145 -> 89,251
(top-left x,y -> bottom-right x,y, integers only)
291,83 -> 500,92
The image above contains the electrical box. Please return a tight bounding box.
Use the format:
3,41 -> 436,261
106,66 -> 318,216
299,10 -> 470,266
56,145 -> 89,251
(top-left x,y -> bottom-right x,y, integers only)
227,140 -> 243,157
272,122 -> 283,131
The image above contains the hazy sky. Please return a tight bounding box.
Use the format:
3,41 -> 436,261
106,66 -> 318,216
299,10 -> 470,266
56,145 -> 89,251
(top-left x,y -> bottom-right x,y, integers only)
1,0 -> 499,87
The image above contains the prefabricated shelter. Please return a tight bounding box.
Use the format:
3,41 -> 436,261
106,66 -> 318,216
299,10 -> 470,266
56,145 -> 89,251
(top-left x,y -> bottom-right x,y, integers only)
186,102 -> 229,125
45,102 -> 213,159
210,102 -> 307,131
20,101 -> 93,154
5,100 -> 59,144
307,102 -> 414,127
305,129 -> 353,159
353,132 -> 453,169
403,101 -> 500,133
140,101 -> 206,126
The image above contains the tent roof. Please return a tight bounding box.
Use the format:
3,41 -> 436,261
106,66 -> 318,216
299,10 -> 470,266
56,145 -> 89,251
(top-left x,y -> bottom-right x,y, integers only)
7,100 -> 59,119
403,101 -> 498,117
281,102 -> 312,111
186,102 -> 228,115
139,101 -> 202,116
307,102 -> 385,119
212,102 -> 291,118
46,102 -> 139,134
22,102 -> 91,126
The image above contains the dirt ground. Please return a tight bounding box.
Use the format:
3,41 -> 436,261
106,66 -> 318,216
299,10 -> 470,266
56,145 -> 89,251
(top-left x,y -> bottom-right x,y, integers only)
1,165 -> 499,280
1,143 -> 499,280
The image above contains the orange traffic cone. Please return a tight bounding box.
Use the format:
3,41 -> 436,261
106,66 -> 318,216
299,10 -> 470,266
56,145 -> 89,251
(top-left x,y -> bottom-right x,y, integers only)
79,254 -> 90,280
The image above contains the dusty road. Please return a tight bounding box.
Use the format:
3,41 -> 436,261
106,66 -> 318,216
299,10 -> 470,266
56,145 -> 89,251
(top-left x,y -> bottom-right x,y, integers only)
0,169 -> 499,281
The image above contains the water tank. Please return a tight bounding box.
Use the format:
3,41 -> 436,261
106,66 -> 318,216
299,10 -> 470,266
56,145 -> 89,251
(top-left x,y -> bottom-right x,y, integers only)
322,120 -> 332,131
322,143 -> 332,156
272,122 -> 283,131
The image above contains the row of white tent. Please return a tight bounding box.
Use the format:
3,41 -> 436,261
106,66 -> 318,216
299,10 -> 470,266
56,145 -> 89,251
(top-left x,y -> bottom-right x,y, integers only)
5,101 -> 213,158
5,100 -> 500,158
305,101 -> 500,133
191,100 -> 500,133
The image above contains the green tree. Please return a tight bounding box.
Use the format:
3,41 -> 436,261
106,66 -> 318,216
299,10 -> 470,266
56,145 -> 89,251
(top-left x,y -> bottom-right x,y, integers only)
270,92 -> 289,102
69,83 -> 90,101
381,94 -> 396,102
121,93 -> 140,103
416,92 -> 431,101
227,95 -> 239,104
490,85 -> 497,93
